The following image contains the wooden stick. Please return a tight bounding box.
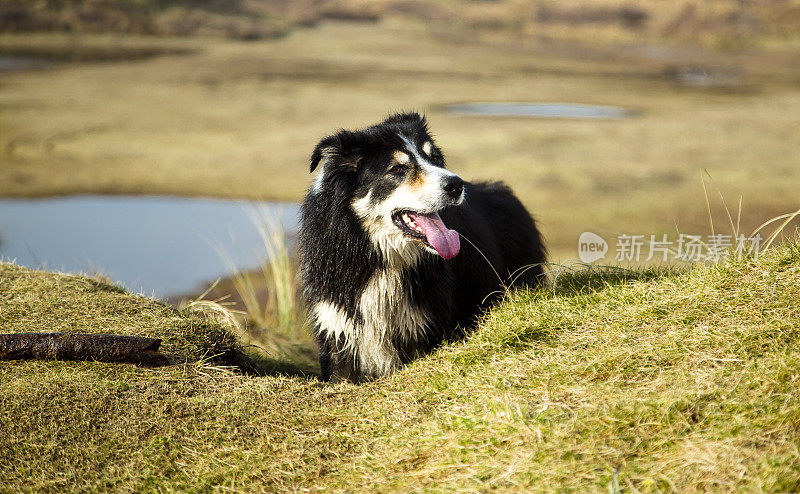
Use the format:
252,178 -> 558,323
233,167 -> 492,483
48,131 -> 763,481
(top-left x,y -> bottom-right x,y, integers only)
0,333 -> 169,366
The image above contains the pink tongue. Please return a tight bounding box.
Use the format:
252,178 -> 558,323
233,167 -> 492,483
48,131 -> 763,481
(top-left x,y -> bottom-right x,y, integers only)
407,212 -> 460,259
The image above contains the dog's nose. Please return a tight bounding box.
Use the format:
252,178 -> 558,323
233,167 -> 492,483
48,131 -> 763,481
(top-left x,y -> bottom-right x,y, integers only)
443,175 -> 464,198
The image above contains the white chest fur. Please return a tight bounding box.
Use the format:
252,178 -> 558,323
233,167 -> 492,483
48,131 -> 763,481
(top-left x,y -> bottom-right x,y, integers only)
312,268 -> 430,377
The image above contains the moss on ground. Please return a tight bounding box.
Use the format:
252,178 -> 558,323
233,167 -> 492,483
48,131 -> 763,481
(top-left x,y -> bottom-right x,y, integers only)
2,241 -> 800,491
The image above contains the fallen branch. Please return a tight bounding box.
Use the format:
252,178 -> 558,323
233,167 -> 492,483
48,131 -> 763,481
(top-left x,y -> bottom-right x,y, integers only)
0,333 -> 169,367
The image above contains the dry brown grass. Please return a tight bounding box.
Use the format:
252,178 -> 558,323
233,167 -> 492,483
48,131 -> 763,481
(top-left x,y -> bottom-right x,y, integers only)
2,20 -> 800,260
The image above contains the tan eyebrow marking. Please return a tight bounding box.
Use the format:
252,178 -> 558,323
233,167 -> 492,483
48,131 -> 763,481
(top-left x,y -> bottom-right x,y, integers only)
407,165 -> 428,189
393,150 -> 410,164
422,141 -> 432,156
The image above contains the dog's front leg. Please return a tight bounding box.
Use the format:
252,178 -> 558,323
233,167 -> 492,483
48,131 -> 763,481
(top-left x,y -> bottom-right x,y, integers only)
328,353 -> 359,384
316,332 -> 359,383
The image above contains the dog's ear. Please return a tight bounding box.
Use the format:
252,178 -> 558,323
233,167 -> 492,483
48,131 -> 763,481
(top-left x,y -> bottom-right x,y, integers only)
310,135 -> 338,173
310,133 -> 360,173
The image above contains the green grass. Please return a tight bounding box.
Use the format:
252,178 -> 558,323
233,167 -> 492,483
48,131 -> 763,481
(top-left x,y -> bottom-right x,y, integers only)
3,238 -> 800,491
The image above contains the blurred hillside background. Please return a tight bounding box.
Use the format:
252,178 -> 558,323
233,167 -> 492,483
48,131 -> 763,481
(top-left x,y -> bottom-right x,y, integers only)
1,0 -> 800,281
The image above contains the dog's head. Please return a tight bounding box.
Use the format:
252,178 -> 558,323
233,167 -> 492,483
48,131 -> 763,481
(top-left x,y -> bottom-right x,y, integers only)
309,112 -> 464,264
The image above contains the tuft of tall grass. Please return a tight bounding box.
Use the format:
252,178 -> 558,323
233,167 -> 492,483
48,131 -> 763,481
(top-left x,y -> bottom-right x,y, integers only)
198,205 -> 316,373
182,280 -> 244,336
593,174 -> 800,267
203,206 -> 300,331
701,172 -> 800,255
248,208 -> 297,331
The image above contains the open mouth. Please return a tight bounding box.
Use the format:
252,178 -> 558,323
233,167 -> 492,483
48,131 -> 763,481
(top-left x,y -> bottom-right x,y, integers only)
391,210 -> 461,259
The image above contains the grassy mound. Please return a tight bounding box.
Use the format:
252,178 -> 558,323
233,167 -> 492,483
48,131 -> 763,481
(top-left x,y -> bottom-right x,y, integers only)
2,241 -> 799,491
0,263 -> 243,365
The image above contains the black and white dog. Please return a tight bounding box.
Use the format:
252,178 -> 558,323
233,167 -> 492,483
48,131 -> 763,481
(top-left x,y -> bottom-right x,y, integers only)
299,113 -> 546,383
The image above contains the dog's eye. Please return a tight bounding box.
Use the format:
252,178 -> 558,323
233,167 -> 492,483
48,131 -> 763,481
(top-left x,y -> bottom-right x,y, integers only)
387,164 -> 406,175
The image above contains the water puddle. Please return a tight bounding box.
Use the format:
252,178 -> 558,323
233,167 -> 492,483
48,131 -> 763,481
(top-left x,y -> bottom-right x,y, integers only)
444,102 -> 629,119
662,65 -> 743,89
0,196 -> 299,298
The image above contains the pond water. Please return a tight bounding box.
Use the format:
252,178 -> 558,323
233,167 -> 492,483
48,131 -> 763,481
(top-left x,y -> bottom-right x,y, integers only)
0,196 -> 299,298
445,102 -> 629,119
